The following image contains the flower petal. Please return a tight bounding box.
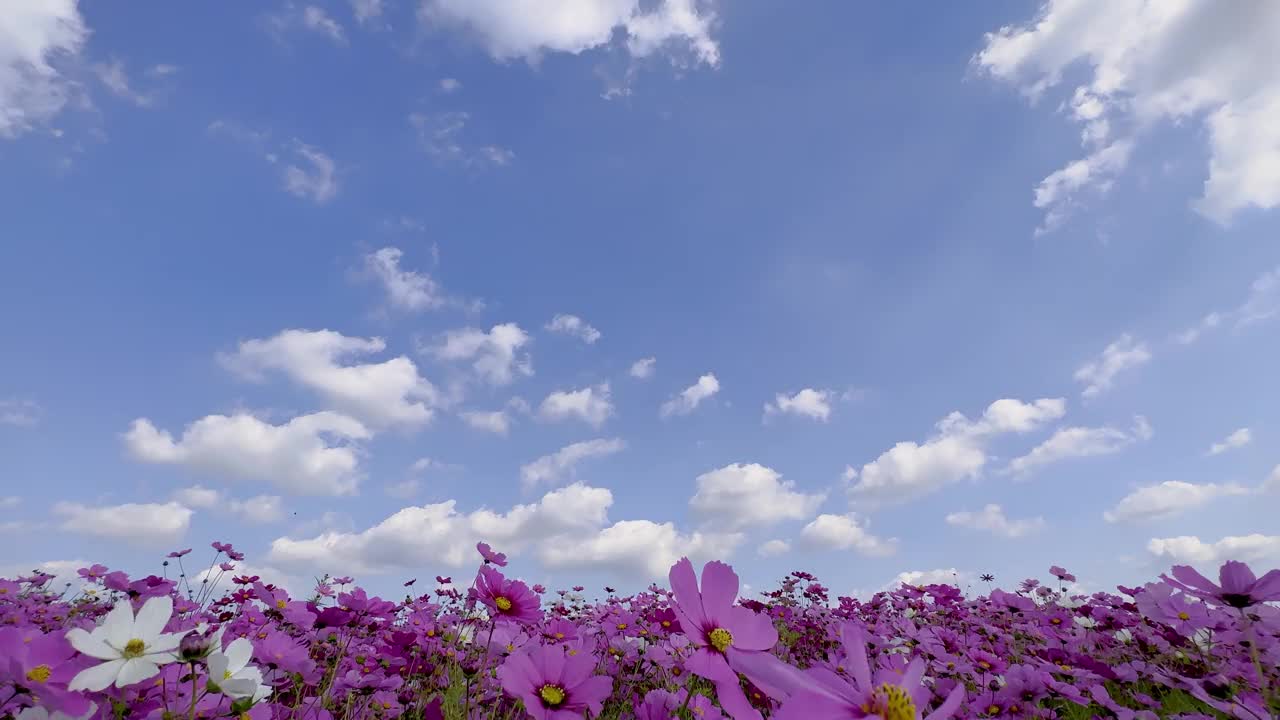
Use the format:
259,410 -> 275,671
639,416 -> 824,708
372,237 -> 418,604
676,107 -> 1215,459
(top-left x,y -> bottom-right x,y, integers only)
923,683 -> 966,720
1169,565 -> 1220,595
101,601 -> 136,650
668,557 -> 708,630
115,657 -> 159,688
1217,560 -> 1257,594
685,647 -> 736,685
698,561 -> 740,622
68,659 -> 124,692
726,606 -> 778,651
728,648 -> 810,702
225,637 -> 253,674
132,595 -> 173,641
66,628 -> 118,661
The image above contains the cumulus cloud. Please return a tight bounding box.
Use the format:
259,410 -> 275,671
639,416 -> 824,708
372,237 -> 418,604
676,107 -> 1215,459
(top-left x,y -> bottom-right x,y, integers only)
539,520 -> 742,580
1074,335 -> 1151,399
268,483 -> 613,574
125,412 -> 369,496
660,373 -> 719,418
281,141 -> 338,203
0,0 -> 88,138
229,495 -> 285,524
54,501 -> 192,546
1147,534 -> 1280,569
1208,427 -> 1252,456
1005,416 -> 1151,476
222,329 -> 439,428
520,438 -> 625,490
976,1 -> 1280,228
173,485 -> 222,509
945,504 -> 1044,538
799,514 -> 895,557
409,111 -> 514,169
302,5 -> 346,43
848,397 -> 1065,506
757,539 -> 790,558
419,0 -> 719,66
884,568 -> 971,592
426,324 -> 532,387
763,388 -> 833,422
545,314 -> 601,344
538,383 -> 614,427
1104,481 -> 1251,523
364,247 -> 445,311
459,410 -> 512,435
629,357 -> 656,379
689,463 -> 824,529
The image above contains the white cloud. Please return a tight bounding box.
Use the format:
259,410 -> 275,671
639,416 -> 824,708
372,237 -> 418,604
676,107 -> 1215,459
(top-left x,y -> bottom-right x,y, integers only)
884,568 -> 971,591
945,504 -> 1045,538
1074,334 -> 1151,398
841,465 -> 858,482
91,58 -> 162,107
409,111 -> 514,168
364,247 -> 445,311
520,438 -> 625,489
689,463 -> 824,529
1005,415 -> 1151,476
439,77 -> 461,92
1104,481 -> 1250,523
419,0 -> 719,66
0,559 -> 94,594
1208,427 -> 1252,456
799,513 -> 896,557
303,5 -> 347,43
0,0 -> 88,138
350,0 -> 384,24
196,562 -> 301,596
757,539 -> 790,558
282,142 -> 338,203
427,324 -> 532,386
463,409 -> 518,435
539,383 -> 614,427
1031,140 -> 1132,235
1178,267 -> 1280,344
173,485 -> 222,510
660,373 -> 719,417
763,388 -> 833,422
976,1 -> 1280,227
545,314 -> 601,344
229,495 -> 285,524
54,501 -> 192,546
629,357 -> 656,379
848,397 -> 1065,506
0,399 -> 41,426
269,482 -> 613,574
538,520 -> 741,580
221,328 -> 439,428
125,411 -> 369,496
1263,465 -> 1280,494
1147,535 -> 1280,570
0,496 -> 19,509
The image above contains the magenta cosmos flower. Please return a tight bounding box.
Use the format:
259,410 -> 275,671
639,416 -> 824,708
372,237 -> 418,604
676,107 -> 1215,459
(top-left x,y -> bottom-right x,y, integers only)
477,542 -> 508,567
774,624 -> 963,720
470,566 -> 540,624
668,558 -> 780,720
1161,560 -> 1280,609
497,644 -> 612,720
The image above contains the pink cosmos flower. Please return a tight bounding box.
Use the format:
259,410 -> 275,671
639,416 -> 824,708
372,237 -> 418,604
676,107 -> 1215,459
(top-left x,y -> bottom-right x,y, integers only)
496,644 -> 611,720
477,542 -> 508,567
667,558 -> 782,720
76,565 -> 108,583
1049,566 -> 1077,583
773,624 -> 963,720
470,566 -> 540,625
1161,560 -> 1280,609
166,549 -> 192,559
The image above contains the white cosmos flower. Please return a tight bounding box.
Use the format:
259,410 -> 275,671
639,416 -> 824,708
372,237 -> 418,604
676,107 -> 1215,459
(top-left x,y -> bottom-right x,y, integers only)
1114,628 -> 1133,643
208,637 -> 269,701
17,705 -> 96,720
66,595 -> 189,691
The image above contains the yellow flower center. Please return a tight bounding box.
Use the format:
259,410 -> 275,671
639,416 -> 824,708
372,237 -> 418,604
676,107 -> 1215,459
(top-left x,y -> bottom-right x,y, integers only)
661,620 -> 671,628
554,632 -> 565,639
1178,611 -> 1190,621
616,623 -> 627,630
978,660 -> 991,670
539,684 -> 566,706
495,596 -> 513,612
224,670 -> 234,680
1059,664 -> 1072,672
123,638 -> 147,659
26,664 -> 52,683
708,627 -> 733,653
276,599 -> 287,609
987,704 -> 1001,715
860,683 -> 917,720
426,629 -> 435,637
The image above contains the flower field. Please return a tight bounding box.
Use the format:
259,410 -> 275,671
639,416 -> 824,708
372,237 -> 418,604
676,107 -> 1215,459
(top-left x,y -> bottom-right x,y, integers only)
1,542 -> 1277,720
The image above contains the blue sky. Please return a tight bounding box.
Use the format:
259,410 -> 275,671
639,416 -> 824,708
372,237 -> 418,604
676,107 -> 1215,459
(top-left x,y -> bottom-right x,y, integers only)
2,0 -> 1278,599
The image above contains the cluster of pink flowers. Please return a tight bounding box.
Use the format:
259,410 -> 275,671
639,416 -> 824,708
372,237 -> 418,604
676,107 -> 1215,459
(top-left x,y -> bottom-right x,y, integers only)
1,541 -> 1277,719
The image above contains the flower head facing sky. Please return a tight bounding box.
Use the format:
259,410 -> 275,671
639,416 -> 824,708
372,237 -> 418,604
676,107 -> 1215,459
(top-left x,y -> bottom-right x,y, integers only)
470,565 -> 540,625
1162,560 -> 1280,609
497,644 -> 611,720
65,596 -> 189,691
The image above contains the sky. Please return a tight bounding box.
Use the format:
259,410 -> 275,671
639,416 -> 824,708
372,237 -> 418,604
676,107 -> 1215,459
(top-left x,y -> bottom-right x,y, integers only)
2,0 -> 1279,601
